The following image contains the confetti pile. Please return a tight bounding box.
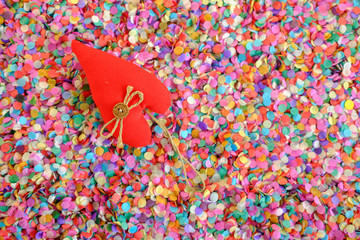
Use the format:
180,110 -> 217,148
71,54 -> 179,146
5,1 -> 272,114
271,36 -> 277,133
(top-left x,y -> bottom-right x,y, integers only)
1,0 -> 360,239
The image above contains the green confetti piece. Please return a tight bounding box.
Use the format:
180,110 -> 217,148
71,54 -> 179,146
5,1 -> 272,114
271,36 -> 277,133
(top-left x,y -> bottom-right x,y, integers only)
0,206 -> 9,212
9,175 -> 19,183
278,104 -> 287,112
282,127 -> 290,135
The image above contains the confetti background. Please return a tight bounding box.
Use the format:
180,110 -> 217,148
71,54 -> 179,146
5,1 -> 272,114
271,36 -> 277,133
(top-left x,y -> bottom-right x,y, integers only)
1,0 -> 360,239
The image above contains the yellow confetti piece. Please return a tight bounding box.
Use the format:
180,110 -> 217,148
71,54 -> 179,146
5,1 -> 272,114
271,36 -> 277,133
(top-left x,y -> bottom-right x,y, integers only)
38,69 -> 48,77
39,215 -> 47,225
133,148 -> 142,157
69,16 -> 80,24
239,156 -> 248,164
258,65 -> 269,75
190,32 -> 199,40
144,152 -> 154,160
191,129 -> 200,138
174,160 -> 182,169
172,137 -> 180,146
221,141 -> 228,147
297,123 -> 305,130
206,168 -> 215,176
45,214 -> 53,222
337,215 -> 346,225
76,196 -> 89,206
96,147 -> 104,156
48,79 -> 56,87
204,14 -> 212,21
138,198 -> 146,208
247,105 -> 255,114
169,194 -> 178,201
78,133 -> 86,142
345,100 -> 354,110
96,176 -> 106,185
79,103 -> 89,110
155,185 -> 163,195
14,131 -> 22,139
227,101 -> 235,109
353,219 -> 360,227
328,117 -> 337,125
210,155 -> 217,162
49,108 -> 58,118
37,142 -> 47,150
329,91 -> 336,99
310,106 -> 319,114
258,154 -> 266,162
174,46 -> 184,55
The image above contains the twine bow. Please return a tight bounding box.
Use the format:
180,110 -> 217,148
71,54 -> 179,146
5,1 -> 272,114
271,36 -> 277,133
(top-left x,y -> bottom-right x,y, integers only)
100,86 -> 144,149
100,85 -> 206,192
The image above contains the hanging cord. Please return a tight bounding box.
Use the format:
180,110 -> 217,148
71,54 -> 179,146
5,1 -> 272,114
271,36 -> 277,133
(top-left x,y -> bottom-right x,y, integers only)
100,86 -> 144,149
249,0 -> 257,13
145,109 -> 206,192
98,85 -> 206,192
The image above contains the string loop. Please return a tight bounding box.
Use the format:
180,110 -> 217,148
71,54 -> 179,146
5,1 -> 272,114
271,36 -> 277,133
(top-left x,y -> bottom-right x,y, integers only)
145,109 -> 206,192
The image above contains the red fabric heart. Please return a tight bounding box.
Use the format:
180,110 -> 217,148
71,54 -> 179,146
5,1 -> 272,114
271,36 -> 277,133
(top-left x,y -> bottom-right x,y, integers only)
71,40 -> 171,147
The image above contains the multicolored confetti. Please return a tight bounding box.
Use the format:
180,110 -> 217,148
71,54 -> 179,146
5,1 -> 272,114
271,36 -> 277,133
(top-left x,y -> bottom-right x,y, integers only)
1,0 -> 360,239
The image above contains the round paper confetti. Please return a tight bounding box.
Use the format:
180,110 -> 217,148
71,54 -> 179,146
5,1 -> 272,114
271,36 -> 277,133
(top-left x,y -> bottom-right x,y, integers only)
1,0 -> 360,239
